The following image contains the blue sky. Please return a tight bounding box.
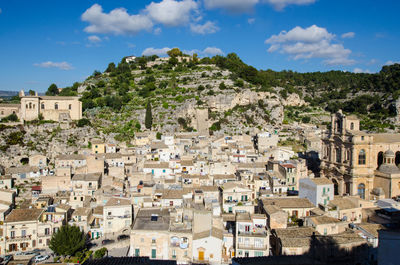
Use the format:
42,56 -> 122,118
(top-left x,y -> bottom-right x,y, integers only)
0,0 -> 399,92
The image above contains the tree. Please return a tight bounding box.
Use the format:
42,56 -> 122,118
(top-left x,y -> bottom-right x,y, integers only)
46,83 -> 59,96
105,62 -> 116,73
28,89 -> 35,96
77,118 -> 91,127
145,100 -> 152,130
93,70 -> 102,77
49,225 -> 86,257
167,48 -> 183,58
156,132 -> 162,140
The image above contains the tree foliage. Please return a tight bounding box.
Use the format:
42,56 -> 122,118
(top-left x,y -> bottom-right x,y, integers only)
49,225 -> 86,257
145,100 -> 152,130
46,83 -> 59,96
167,48 -> 183,58
94,248 -> 107,259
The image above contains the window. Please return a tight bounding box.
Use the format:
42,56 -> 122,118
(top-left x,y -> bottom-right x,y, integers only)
152,238 -> 156,244
45,228 -> 50,235
336,148 -> 341,163
69,104 -> 72,110
11,231 -> 15,238
255,238 -> 263,248
324,228 -> 327,235
29,102 -> 32,109
255,251 -> 263,257
358,150 -> 366,165
41,103 -> 45,109
172,249 -> 176,258
358,183 -> 366,199
21,230 -> 26,237
151,249 -> 156,259
108,212 -> 112,216
55,103 -> 58,110
1,111 -> 3,115
350,122 -> 354,130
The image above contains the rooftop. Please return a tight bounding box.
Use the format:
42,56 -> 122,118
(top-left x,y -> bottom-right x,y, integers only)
132,208 -> 170,231
262,197 -> 314,209
5,208 -> 43,223
105,197 -> 131,207
72,172 -> 101,182
310,177 -> 333,186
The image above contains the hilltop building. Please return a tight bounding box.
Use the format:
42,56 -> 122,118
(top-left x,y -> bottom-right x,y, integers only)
0,90 -> 82,122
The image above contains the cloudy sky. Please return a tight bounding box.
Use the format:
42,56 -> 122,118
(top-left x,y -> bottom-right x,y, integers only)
0,0 -> 399,92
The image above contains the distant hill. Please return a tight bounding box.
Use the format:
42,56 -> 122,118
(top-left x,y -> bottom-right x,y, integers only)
0,90 -> 18,97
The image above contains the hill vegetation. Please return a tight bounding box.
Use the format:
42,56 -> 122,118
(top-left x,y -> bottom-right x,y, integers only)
42,48 -> 400,138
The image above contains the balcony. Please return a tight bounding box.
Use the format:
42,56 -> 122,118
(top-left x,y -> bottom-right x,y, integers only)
38,234 -> 51,238
238,227 -> 267,237
237,244 -> 267,250
106,215 -> 131,220
7,235 -> 31,242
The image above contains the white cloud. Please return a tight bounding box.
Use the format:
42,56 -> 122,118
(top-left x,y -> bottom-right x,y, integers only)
142,47 -> 171,56
263,0 -> 316,10
385,60 -> 400,66
203,47 -> 224,56
266,25 -> 334,44
203,0 -> 259,12
127,43 -> 136,48
265,25 -> 355,66
353,68 -> 372,74
248,18 -> 256,24
341,32 -> 355,39
81,4 -> 153,35
88,35 -> 102,43
190,21 -> 219,34
154,27 -> 162,35
366,59 -> 377,65
146,0 -> 198,27
34,61 -> 73,70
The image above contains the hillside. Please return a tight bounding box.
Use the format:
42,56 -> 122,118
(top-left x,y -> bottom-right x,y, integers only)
43,50 -> 400,142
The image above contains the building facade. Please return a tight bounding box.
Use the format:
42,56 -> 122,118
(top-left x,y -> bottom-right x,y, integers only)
320,110 -> 400,200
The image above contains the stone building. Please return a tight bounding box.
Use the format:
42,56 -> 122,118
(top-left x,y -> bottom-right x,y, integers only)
320,110 -> 400,200
20,94 -> 82,122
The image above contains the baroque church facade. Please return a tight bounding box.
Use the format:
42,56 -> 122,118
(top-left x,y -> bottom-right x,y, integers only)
320,110 -> 400,200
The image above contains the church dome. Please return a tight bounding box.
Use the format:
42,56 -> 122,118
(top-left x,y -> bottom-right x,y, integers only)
384,149 -> 395,157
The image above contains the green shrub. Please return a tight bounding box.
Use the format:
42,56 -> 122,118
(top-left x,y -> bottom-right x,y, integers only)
77,118 -> 91,127
94,248 -> 107,259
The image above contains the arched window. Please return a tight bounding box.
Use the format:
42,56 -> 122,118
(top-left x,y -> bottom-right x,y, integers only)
55,103 -> 58,110
69,104 -> 72,110
350,122 -> 354,130
41,103 -> 45,109
358,183 -> 365,199
29,102 -> 32,109
358,149 -> 366,165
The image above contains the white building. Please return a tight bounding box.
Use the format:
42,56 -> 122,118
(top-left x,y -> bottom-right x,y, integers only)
103,197 -> 132,235
299,177 -> 334,206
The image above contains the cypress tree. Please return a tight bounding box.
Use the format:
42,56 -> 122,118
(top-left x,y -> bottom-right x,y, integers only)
145,100 -> 152,130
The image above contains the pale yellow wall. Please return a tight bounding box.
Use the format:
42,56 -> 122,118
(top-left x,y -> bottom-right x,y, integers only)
20,97 -> 82,121
0,105 -> 20,119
